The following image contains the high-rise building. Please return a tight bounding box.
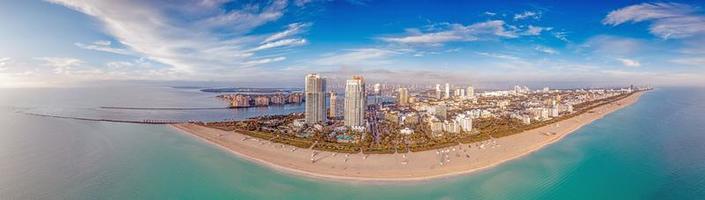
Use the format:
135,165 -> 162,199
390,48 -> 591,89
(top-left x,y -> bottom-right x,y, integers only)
329,91 -> 337,118
288,93 -> 303,103
305,74 -> 326,124
254,96 -> 270,106
230,95 -> 250,108
435,84 -> 441,99
454,88 -> 465,98
429,117 -> 443,135
398,87 -> 409,106
444,83 -> 450,99
373,83 -> 381,95
287,93 -> 303,103
372,83 -> 382,104
443,120 -> 461,134
270,94 -> 286,104
550,106 -> 559,117
466,86 -> 474,98
344,76 -> 366,127
455,114 -> 473,132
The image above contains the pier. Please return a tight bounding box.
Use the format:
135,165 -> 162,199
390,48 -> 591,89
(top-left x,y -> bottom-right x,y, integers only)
16,110 -> 197,125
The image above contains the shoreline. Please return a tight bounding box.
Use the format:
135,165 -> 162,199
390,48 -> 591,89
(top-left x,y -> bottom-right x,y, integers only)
170,92 -> 644,182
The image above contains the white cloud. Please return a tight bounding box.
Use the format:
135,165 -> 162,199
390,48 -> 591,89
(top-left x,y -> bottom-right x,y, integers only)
197,0 -> 229,7
514,11 -> 540,20
380,31 -> 462,44
616,58 -> 641,67
199,0 -> 287,32
34,57 -> 83,74
35,57 -> 82,67
0,58 -> 7,71
484,11 -> 497,16
552,31 -> 569,42
314,48 -> 398,65
522,25 -> 551,36
603,3 -> 693,25
244,56 -> 286,65
476,52 -> 520,60
46,0 -> 308,78
379,20 -> 529,45
106,61 -> 134,69
250,38 -> 308,52
75,40 -> 133,55
580,35 -> 644,56
603,3 -> 705,39
93,40 -> 111,46
294,0 -> 313,7
0,57 -> 10,68
535,46 -> 558,54
263,23 -> 311,43
106,57 -> 154,69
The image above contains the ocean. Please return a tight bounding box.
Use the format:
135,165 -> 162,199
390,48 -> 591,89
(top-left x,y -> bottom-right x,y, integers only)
1,87 -> 703,199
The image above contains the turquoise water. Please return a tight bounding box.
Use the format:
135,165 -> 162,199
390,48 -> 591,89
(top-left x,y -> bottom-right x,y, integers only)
1,87 -> 704,199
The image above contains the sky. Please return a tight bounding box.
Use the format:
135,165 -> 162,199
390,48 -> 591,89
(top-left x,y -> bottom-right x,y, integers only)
1,0 -> 704,88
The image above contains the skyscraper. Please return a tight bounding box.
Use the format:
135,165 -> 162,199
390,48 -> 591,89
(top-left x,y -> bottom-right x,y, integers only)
444,83 -> 450,99
372,83 -> 382,104
514,85 -> 522,94
466,86 -> 474,98
398,87 -> 409,106
344,76 -> 366,127
305,74 -> 326,124
435,84 -> 441,99
455,114 -> 473,132
329,91 -> 337,118
373,83 -> 381,95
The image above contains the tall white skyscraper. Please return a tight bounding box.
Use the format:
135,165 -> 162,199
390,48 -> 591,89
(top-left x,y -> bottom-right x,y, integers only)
444,83 -> 450,99
304,74 -> 326,124
344,76 -> 366,127
435,84 -> 441,99
466,86 -> 474,98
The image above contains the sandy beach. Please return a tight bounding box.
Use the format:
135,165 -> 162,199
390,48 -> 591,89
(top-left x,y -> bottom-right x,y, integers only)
171,92 -> 643,182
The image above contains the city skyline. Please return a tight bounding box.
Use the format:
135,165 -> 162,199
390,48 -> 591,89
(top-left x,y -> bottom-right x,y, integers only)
1,0 -> 705,88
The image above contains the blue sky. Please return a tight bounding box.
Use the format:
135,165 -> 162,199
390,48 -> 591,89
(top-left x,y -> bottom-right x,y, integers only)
1,0 -> 704,87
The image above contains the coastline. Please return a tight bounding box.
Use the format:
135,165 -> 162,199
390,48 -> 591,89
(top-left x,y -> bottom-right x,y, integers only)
170,92 -> 644,182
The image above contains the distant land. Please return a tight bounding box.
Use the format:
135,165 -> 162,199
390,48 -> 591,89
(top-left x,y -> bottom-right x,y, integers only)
200,87 -> 303,93
171,86 -> 207,89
